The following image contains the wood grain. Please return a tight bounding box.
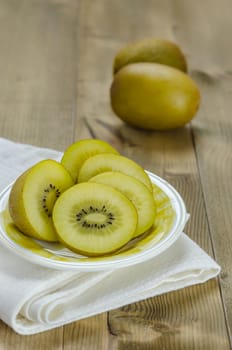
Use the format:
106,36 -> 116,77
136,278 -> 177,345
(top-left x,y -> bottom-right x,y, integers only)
173,0 -> 232,339
63,314 -> 111,350
69,0 -> 231,348
0,0 -> 78,150
0,320 -> 63,350
192,70 -> 232,333
0,0 -> 77,348
109,280 -> 228,350
0,0 -> 231,348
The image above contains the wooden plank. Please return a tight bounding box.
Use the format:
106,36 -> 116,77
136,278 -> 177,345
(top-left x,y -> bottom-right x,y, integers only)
172,0 -> 232,339
1,104 -> 75,151
63,314 -> 112,350
0,0 -> 230,348
70,0 -> 231,348
0,322 -> 63,350
172,0 -> 232,73
0,0 -> 78,105
0,0 -> 78,347
0,0 -> 78,150
192,72 -> 232,332
109,280 -> 228,350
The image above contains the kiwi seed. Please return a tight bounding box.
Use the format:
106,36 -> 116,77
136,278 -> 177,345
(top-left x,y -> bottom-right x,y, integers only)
75,205 -> 115,229
42,184 -> 62,218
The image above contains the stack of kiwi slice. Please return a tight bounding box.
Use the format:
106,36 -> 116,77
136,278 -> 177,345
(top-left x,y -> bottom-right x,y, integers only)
8,139 -> 157,257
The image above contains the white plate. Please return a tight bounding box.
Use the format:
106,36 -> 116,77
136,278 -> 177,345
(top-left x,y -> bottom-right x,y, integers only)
0,172 -> 187,271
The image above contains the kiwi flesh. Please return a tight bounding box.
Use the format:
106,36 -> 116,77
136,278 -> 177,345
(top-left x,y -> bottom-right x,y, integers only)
9,159 -> 74,242
61,139 -> 119,182
78,153 -> 153,192
52,182 -> 138,256
89,171 -> 156,237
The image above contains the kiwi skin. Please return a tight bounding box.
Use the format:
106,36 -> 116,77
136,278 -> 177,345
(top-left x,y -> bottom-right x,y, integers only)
113,38 -> 188,74
111,62 -> 200,130
8,169 -> 33,237
9,159 -> 74,242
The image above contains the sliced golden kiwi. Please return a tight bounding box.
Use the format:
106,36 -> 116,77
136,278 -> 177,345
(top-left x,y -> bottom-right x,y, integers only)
61,139 -> 119,182
52,182 -> 138,256
89,171 -> 156,237
78,153 -> 153,192
9,160 -> 74,242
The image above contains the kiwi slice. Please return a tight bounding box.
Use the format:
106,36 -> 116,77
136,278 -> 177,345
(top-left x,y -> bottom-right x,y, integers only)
9,159 -> 74,242
89,171 -> 156,237
78,153 -> 153,192
61,139 -> 119,182
52,182 -> 138,256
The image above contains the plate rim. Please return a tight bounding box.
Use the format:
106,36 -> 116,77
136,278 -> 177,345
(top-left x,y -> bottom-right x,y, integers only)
0,172 -> 187,271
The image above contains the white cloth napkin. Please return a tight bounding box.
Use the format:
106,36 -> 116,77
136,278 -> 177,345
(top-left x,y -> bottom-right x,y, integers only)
0,138 -> 221,335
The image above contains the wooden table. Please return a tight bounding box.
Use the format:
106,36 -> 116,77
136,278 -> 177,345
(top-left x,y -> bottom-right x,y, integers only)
0,0 -> 231,348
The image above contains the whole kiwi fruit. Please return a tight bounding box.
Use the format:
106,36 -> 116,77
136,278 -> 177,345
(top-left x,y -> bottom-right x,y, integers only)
110,62 -> 200,130
113,38 -> 188,74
